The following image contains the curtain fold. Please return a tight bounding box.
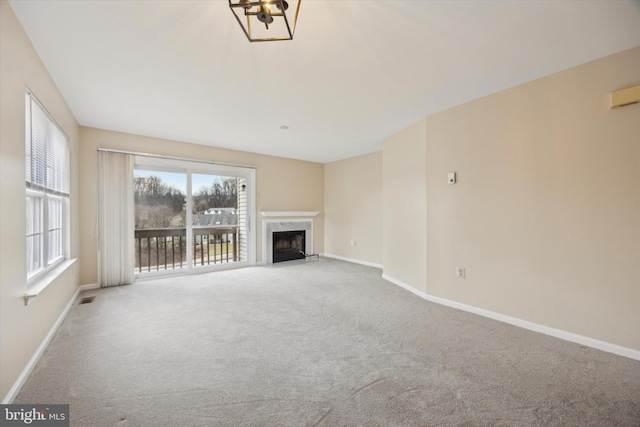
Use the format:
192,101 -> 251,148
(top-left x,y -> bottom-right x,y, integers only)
98,151 -> 135,287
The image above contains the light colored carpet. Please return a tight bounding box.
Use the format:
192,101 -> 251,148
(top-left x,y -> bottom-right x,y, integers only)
15,258 -> 640,426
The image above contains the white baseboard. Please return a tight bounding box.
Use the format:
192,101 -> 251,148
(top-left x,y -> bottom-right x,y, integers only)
321,253 -> 383,269
79,283 -> 99,291
382,274 -> 640,362
2,283 -> 91,404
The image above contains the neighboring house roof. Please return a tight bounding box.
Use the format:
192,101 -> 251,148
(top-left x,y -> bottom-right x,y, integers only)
193,211 -> 238,227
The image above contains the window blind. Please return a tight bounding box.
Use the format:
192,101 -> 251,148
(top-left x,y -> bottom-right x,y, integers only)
25,92 -> 69,196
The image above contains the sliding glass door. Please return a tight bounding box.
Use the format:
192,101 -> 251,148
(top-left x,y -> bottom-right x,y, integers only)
133,157 -> 255,277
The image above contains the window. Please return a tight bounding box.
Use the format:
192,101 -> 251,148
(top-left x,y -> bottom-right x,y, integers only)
25,90 -> 69,281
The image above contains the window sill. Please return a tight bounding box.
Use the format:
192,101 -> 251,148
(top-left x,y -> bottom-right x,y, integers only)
24,258 -> 77,305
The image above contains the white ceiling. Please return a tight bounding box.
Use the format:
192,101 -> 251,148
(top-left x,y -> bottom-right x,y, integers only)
9,0 -> 640,163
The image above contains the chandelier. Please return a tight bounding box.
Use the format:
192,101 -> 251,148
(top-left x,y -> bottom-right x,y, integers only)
228,0 -> 301,42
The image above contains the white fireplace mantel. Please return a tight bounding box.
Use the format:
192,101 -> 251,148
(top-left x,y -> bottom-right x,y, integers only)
260,211 -> 320,217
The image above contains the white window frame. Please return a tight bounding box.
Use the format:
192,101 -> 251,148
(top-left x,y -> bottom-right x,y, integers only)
46,193 -> 66,266
26,190 -> 44,277
25,89 -> 70,286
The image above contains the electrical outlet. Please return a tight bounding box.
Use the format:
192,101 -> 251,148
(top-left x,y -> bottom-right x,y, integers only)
350,240 -> 356,246
456,267 -> 465,279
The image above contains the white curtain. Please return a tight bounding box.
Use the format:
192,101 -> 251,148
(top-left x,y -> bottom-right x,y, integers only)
97,151 -> 135,287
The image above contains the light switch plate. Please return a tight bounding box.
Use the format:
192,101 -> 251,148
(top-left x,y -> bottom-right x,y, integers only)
448,172 -> 456,185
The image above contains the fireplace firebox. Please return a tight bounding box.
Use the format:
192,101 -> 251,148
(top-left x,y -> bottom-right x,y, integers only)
272,230 -> 306,263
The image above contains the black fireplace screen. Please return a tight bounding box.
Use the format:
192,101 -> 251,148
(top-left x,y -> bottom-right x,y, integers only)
272,230 -> 305,263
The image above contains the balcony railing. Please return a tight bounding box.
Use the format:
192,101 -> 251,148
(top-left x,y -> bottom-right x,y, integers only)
134,227 -> 238,273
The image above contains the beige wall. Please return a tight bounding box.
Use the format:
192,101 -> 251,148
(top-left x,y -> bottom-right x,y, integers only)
79,127 -> 325,285
382,119 -> 428,292
324,151 -> 382,265
423,46 -> 639,350
378,47 -> 639,351
0,0 -> 81,400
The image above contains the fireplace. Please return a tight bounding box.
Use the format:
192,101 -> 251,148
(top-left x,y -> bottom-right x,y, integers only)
272,230 -> 305,263
262,217 -> 314,264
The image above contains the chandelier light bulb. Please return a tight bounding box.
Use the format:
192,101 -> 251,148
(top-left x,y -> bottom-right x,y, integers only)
257,5 -> 274,24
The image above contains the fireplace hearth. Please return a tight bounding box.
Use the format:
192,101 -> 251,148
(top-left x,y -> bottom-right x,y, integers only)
272,230 -> 305,263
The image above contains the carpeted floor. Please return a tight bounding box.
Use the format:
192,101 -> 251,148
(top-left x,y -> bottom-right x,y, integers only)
15,258 -> 640,426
